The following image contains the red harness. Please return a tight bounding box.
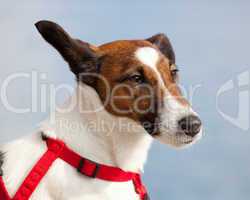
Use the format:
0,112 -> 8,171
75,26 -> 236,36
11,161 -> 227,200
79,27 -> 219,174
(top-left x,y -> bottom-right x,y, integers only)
0,137 -> 149,200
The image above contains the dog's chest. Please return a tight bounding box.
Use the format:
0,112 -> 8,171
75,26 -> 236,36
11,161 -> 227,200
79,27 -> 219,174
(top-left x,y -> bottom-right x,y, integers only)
2,135 -> 140,200
30,159 -> 139,200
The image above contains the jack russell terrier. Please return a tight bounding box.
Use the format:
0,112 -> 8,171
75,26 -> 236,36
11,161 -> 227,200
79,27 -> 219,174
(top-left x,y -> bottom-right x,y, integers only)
0,20 -> 202,200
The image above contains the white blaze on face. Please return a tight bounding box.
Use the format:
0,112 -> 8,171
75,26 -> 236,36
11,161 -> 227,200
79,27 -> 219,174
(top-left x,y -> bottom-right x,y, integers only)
135,47 -> 185,110
135,46 -> 185,118
135,47 -> 165,86
135,47 -> 202,147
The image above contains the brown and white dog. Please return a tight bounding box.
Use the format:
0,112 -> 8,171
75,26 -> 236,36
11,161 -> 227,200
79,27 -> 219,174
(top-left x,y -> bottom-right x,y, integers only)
0,21 -> 202,200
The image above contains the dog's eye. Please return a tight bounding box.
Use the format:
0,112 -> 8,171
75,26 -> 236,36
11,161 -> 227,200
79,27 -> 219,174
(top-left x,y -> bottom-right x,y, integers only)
171,69 -> 179,77
170,64 -> 179,81
128,74 -> 144,84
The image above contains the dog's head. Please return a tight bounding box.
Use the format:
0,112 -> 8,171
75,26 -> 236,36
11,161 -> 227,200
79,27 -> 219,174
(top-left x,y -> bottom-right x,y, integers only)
36,20 -> 202,148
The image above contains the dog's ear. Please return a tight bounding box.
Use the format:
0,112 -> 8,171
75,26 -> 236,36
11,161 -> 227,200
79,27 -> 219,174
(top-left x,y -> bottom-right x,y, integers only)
35,20 -> 100,85
147,33 -> 175,65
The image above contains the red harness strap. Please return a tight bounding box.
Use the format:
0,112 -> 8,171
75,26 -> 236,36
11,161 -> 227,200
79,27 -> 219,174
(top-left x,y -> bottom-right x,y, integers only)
0,177 -> 10,200
0,137 -> 149,200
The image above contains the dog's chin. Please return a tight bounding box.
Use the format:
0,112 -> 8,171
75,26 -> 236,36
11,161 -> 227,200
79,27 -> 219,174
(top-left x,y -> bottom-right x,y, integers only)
154,129 -> 203,149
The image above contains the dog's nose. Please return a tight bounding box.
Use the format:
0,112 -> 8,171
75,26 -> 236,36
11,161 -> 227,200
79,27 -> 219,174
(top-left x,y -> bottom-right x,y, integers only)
178,115 -> 202,137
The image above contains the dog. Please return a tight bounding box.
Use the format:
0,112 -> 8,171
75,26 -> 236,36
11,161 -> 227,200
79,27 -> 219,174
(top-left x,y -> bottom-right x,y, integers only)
0,20 -> 202,200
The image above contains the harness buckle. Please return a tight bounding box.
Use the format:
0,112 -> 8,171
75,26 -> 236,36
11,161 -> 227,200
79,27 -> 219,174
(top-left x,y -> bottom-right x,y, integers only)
77,158 -> 100,178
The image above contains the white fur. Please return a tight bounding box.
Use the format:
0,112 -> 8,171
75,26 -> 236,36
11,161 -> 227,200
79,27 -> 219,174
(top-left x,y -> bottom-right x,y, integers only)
135,47 -> 159,70
1,83 -> 153,200
135,47 -> 202,147
158,90 -> 202,147
135,47 -> 164,86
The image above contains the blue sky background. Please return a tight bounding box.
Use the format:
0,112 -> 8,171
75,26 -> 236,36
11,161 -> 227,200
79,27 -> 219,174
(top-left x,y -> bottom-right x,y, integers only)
0,1 -> 250,199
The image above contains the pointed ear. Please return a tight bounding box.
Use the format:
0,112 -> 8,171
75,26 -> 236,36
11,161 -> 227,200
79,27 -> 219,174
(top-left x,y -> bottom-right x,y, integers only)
35,20 -> 100,85
147,33 -> 175,64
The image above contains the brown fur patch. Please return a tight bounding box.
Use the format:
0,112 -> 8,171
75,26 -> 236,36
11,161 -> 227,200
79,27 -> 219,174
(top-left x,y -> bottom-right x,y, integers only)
95,41 -> 168,134
157,57 -> 189,107
94,39 -> 188,134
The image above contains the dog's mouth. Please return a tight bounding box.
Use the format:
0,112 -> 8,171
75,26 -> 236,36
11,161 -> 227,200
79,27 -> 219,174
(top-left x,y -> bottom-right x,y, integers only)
139,113 -> 202,147
183,140 -> 193,144
140,115 -> 161,136
177,129 -> 202,143
152,127 -> 203,148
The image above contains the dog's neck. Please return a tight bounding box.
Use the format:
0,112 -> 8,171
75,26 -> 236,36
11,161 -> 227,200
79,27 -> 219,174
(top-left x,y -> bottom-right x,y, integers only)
41,83 -> 153,172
